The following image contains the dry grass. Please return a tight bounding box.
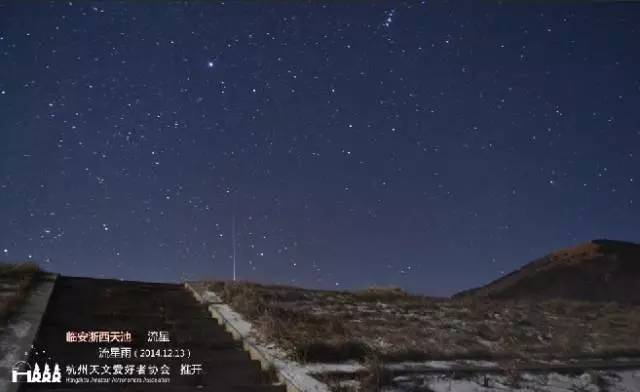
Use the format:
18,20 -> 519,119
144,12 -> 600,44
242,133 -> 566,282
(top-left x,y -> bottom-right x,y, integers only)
549,242 -> 602,265
0,262 -> 41,323
205,280 -> 640,365
360,352 -> 392,391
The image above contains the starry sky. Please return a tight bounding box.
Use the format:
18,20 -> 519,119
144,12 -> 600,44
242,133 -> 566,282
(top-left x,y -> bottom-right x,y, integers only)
1,2 -> 638,296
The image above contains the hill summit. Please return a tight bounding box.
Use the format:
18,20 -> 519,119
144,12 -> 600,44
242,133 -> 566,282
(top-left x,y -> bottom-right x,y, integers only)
455,239 -> 640,303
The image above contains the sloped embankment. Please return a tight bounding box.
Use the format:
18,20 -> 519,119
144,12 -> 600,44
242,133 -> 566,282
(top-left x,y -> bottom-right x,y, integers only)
200,280 -> 640,391
205,280 -> 640,363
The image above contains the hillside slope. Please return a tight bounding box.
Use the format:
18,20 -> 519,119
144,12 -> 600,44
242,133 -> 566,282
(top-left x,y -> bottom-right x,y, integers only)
455,239 -> 640,303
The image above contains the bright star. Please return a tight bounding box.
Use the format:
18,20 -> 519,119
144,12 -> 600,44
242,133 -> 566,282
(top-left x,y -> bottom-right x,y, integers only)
382,9 -> 396,28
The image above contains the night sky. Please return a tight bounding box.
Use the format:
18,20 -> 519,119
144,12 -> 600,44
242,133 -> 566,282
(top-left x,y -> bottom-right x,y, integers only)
1,2 -> 638,296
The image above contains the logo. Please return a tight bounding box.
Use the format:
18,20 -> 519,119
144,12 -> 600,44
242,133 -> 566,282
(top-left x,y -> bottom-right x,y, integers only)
11,361 -> 62,383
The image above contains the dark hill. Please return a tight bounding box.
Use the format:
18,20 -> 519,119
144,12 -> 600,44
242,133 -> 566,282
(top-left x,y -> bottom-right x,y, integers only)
455,239 -> 640,303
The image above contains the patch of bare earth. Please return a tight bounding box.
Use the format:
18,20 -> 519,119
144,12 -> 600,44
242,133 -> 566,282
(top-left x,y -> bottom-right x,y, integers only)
204,280 -> 640,365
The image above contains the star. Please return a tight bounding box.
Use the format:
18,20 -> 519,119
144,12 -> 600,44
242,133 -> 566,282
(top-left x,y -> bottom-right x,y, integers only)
382,9 -> 396,28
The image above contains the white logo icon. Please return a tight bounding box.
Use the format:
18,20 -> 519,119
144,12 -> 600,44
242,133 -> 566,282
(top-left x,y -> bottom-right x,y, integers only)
11,361 -> 62,383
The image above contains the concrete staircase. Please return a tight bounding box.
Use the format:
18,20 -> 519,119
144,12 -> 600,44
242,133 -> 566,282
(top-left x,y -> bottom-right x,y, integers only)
18,276 -> 286,392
